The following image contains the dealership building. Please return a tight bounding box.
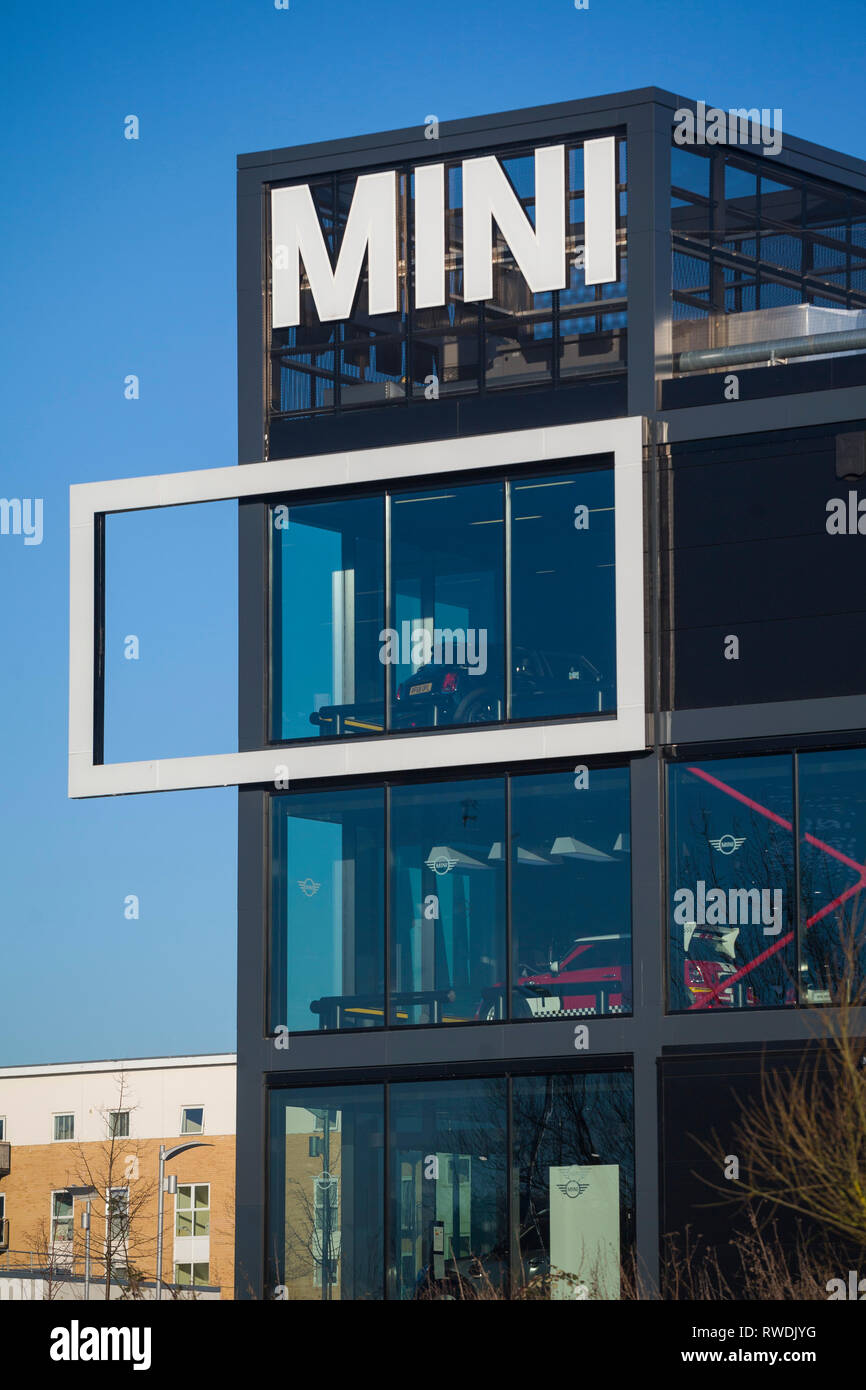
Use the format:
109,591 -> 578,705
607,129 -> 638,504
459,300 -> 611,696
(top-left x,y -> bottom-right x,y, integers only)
70,87 -> 866,1298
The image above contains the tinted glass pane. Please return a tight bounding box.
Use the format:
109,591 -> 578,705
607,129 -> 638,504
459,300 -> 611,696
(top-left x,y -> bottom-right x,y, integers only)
799,748 -> 866,1004
272,788 -> 384,1033
389,483 -> 504,731
670,425 -> 866,708
510,468 -> 616,719
510,769 -> 631,1019
390,779 -> 505,1026
272,495 -> 384,741
513,1072 -> 634,1298
668,756 -> 795,1011
389,1077 -> 507,1299
268,1086 -> 384,1301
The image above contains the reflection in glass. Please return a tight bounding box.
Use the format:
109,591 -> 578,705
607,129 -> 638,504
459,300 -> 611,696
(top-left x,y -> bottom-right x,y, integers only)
513,1072 -> 634,1298
389,483 -> 504,732
799,749 -> 866,1004
390,779 -> 505,1025
510,469 -> 616,719
268,1086 -> 384,1300
271,788 -> 384,1032
389,1078 -> 507,1300
510,769 -> 631,1018
271,495 -> 384,741
668,756 -> 795,1012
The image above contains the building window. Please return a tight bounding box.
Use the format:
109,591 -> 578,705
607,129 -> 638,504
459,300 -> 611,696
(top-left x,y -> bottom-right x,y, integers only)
669,755 -> 795,1012
51,1191 -> 73,1243
174,1261 -> 209,1286
175,1184 -> 210,1237
0,1117 -> 5,1141
799,748 -> 866,1004
671,143 -> 866,351
108,1111 -> 129,1138
510,767 -> 632,1019
181,1107 -> 204,1134
271,494 -> 384,741
271,786 -> 384,1034
669,746 -> 866,1011
271,461 -> 617,743
268,1068 -> 633,1301
272,765 -> 633,1033
390,777 -> 506,1026
53,1113 -> 75,1142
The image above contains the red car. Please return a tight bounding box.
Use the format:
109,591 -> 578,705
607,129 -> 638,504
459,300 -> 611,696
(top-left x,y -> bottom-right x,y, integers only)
477,933 -> 631,1019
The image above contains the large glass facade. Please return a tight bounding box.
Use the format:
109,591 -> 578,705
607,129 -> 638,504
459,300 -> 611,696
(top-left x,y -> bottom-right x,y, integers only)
271,765 -> 632,1034
269,138 -> 627,420
271,461 -> 617,742
268,1068 -> 633,1301
668,748 -> 866,1011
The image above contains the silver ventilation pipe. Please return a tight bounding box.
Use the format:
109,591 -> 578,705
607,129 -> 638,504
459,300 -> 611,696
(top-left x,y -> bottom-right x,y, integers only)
676,328 -> 866,374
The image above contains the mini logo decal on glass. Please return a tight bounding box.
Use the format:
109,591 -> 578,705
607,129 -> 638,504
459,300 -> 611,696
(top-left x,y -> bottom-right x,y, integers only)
297,878 -> 321,897
709,834 -> 746,855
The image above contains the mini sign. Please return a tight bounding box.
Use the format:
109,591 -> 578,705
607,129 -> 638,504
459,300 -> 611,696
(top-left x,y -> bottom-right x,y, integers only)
271,138 -> 618,328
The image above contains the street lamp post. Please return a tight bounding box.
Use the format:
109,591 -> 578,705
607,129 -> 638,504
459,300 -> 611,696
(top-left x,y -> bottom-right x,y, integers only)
155,1141 -> 212,1301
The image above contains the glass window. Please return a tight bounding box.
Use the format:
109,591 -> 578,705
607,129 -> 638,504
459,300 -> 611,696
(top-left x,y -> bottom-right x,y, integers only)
271,494 -> 384,742
181,1107 -> 204,1134
268,1085 -> 384,1301
269,1070 -> 634,1301
513,1071 -> 634,1298
53,1114 -> 74,1142
510,768 -> 631,1019
389,1077 -> 507,1300
510,468 -> 616,720
108,1111 -> 129,1138
272,787 -> 385,1033
0,1118 -> 5,1141
668,756 -> 795,1012
51,1191 -> 73,1243
176,1184 -> 210,1237
389,481 -> 504,732
390,779 -> 506,1026
799,748 -> 866,1004
175,1261 -> 210,1286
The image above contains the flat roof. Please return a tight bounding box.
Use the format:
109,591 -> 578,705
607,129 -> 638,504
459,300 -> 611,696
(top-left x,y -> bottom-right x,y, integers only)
0,1053 -> 236,1079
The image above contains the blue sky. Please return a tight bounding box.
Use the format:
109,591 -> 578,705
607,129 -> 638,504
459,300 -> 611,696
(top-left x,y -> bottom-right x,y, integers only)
0,0 -> 862,1065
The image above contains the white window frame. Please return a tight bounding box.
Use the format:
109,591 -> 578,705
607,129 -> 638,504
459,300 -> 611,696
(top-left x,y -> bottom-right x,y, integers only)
107,1109 -> 130,1139
68,418 -> 646,798
174,1182 -> 210,1239
52,1112 -> 75,1142
50,1189 -> 74,1244
180,1105 -> 205,1136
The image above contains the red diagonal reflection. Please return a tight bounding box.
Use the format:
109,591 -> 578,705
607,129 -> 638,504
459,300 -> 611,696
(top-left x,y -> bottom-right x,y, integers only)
681,765 -> 866,1009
